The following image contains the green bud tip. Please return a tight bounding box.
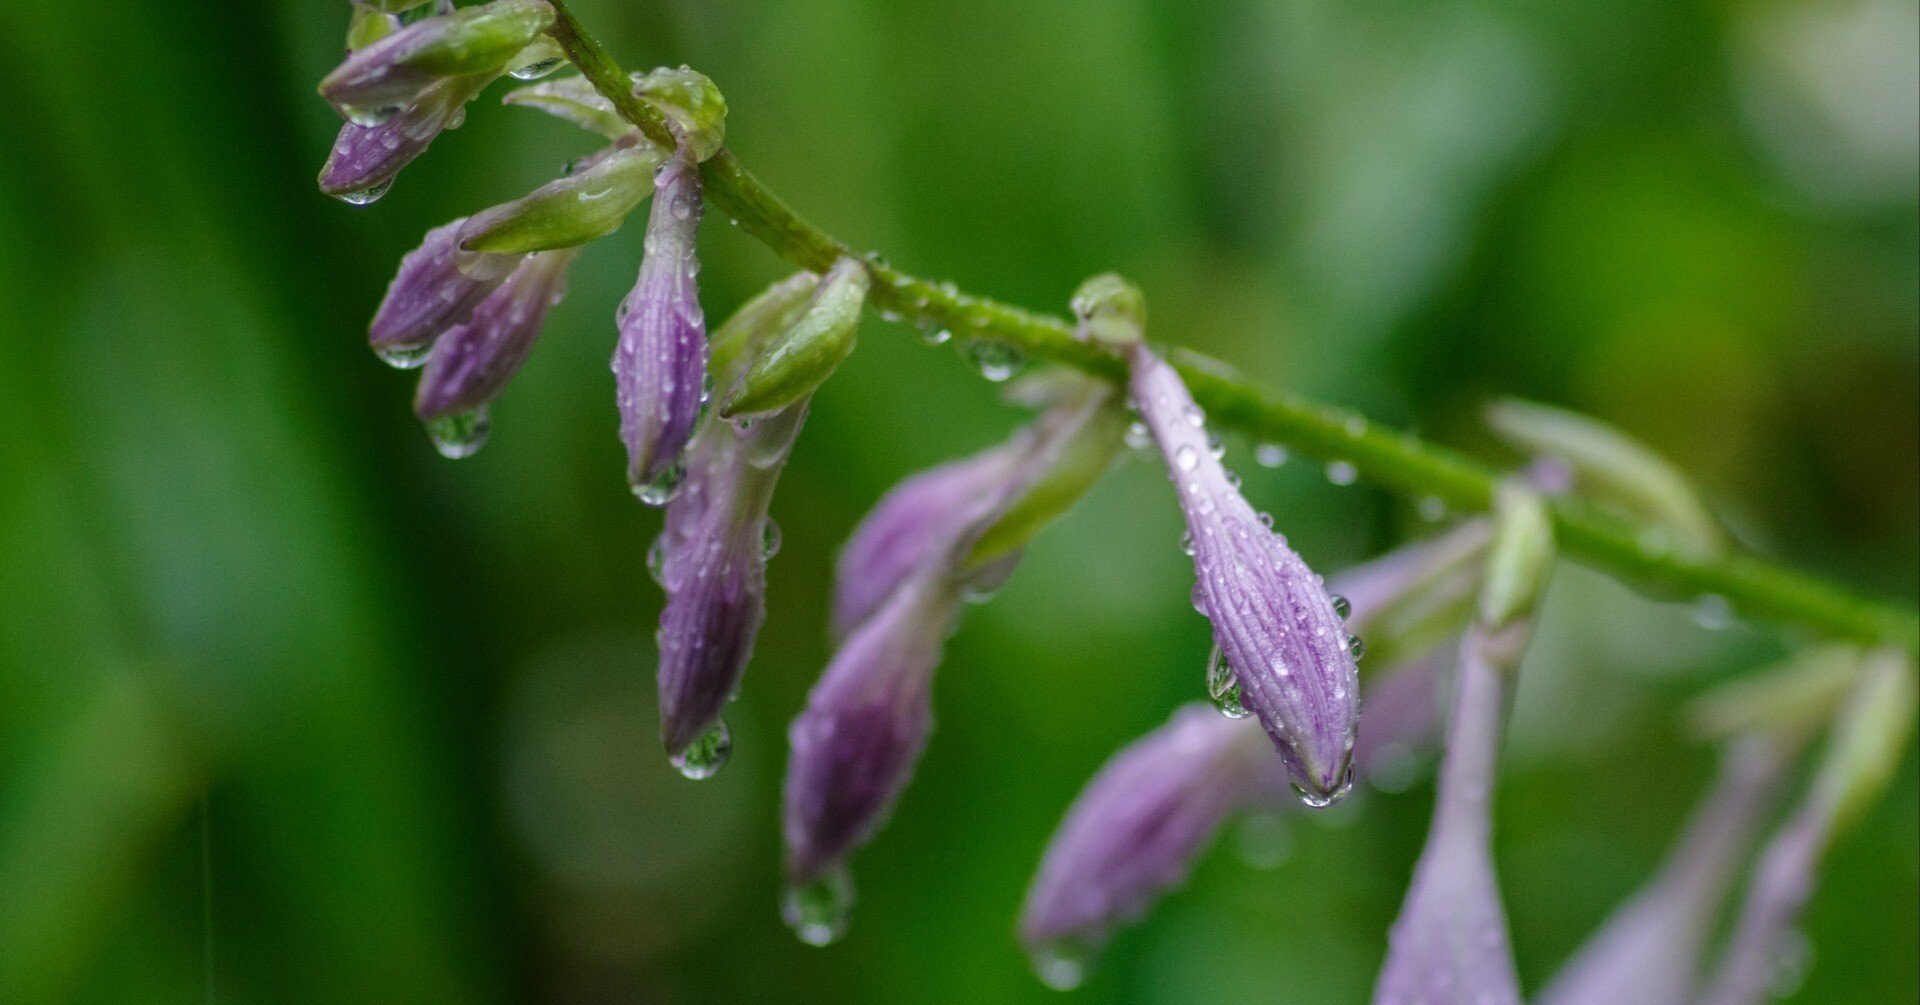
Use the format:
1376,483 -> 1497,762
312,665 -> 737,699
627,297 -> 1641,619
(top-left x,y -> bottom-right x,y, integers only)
1069,273 -> 1146,346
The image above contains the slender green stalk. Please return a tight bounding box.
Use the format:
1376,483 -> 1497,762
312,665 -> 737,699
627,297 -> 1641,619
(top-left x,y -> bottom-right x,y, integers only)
542,0 -> 1918,654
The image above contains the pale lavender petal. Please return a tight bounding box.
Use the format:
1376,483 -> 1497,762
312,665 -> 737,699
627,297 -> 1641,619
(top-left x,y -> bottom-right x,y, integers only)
1371,628 -> 1523,1005
413,248 -> 575,419
368,217 -> 513,355
783,572 -> 958,883
318,76 -> 484,201
1019,704 -> 1258,957
831,447 -> 1019,637
1126,342 -> 1360,801
1539,738 -> 1786,1005
613,149 -> 706,498
1353,648 -> 1448,786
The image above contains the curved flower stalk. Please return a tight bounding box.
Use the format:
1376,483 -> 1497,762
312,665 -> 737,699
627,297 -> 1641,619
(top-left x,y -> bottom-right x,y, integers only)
1107,313 -> 1361,803
1537,737 -> 1789,1005
782,382 -> 1126,944
651,271 -> 830,773
1371,483 -> 1553,1005
412,248 -> 579,457
1019,704 -> 1268,989
1697,650 -> 1916,1005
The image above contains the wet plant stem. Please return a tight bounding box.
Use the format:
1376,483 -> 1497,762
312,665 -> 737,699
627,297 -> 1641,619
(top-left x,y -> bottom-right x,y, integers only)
544,0 -> 1918,655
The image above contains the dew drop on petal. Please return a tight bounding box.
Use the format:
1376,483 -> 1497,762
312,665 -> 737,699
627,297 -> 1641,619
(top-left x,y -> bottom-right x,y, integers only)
1206,643 -> 1250,719
333,177 -> 394,206
374,340 -> 433,369
1174,445 -> 1199,472
762,518 -> 783,559
669,718 -> 731,780
782,865 -> 854,947
633,459 -> 688,506
1330,594 -> 1351,620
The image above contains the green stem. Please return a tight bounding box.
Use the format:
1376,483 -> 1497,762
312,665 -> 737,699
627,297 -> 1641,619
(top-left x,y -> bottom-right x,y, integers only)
542,0 -> 1918,655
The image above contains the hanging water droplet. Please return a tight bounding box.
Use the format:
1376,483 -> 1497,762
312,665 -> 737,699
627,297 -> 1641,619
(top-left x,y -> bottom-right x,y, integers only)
669,718 -> 731,780
782,865 -> 853,946
1031,940 -> 1093,991
425,406 -> 490,459
1179,530 -> 1196,556
1254,443 -> 1288,468
1174,445 -> 1199,472
373,340 -> 432,369
1345,634 -> 1366,661
963,339 -> 1022,382
1325,460 -> 1358,486
1124,421 -> 1152,450
1289,761 -> 1355,809
647,534 -> 670,585
1691,594 -> 1734,631
921,326 -> 952,346
1330,594 -> 1351,620
633,459 -> 687,506
508,56 -> 565,80
1206,644 -> 1250,719
341,104 -> 399,127
1206,433 -> 1226,459
762,519 -> 782,559
332,177 -> 393,206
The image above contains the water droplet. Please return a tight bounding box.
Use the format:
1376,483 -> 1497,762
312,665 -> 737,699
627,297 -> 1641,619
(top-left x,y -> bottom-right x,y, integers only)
964,339 -> 1022,382
332,177 -> 393,206
373,340 -> 432,369
1691,594 -> 1734,631
1290,762 -> 1355,809
1179,531 -> 1196,556
782,865 -> 853,946
424,407 -> 489,459
1325,461 -> 1358,486
1174,445 -> 1199,472
1330,595 -> 1351,620
1183,404 -> 1205,427
647,534 -> 670,585
341,104 -> 399,127
1417,496 -> 1448,522
1345,634 -> 1366,661
1207,434 -> 1226,459
508,56 -> 565,80
1206,644 -> 1250,719
921,326 -> 952,345
1124,421 -> 1152,450
762,519 -> 782,559
633,460 -> 687,506
669,719 -> 731,780
1254,443 -> 1288,468
1031,940 -> 1093,991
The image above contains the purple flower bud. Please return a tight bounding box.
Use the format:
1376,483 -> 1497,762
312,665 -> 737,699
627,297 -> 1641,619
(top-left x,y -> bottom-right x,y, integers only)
1018,704 -> 1260,987
783,571 -> 957,886
831,447 -> 1019,637
318,0 -> 553,121
1124,342 -> 1360,804
1371,627 -> 1524,1005
654,407 -> 806,769
613,148 -> 706,504
412,248 -> 576,441
367,217 -> 513,366
318,75 -> 487,205
1538,738 -> 1787,1005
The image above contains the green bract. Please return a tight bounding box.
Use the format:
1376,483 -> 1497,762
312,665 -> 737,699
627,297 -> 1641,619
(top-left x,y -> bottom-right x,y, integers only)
1478,481 -> 1555,633
503,76 -> 634,140
456,145 -> 663,254
635,67 -> 728,161
721,259 -> 869,418
967,386 -> 1127,565
708,272 -> 822,388
401,0 -> 556,78
346,5 -> 401,50
1069,273 -> 1146,346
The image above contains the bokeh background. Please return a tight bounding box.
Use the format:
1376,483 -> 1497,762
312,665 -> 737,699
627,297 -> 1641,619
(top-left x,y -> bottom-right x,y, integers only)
1,0 -> 1915,1001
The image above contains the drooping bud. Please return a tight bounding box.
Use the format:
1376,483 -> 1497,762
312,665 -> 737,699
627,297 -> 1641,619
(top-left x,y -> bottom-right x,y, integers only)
614,147 -> 707,504
720,257 -> 870,418
1486,397 -> 1723,559
651,273 -> 822,768
1538,738 -> 1789,1005
1697,651 -> 1916,1005
1018,704 -> 1263,988
502,74 -> 636,140
318,74 -> 490,204
633,66 -> 728,161
410,248 -> 577,456
785,385 -> 1125,939
367,218 -> 514,366
456,144 -> 663,253
1369,628 -> 1525,1005
1123,339 -> 1360,805
319,0 -> 554,123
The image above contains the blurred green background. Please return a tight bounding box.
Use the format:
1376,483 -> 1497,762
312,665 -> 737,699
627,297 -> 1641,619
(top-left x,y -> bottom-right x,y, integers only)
1,0 -> 1915,1001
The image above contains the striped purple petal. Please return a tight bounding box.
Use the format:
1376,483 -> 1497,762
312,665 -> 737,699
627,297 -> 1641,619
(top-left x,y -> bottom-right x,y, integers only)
613,147 -> 707,503
368,217 -> 514,364
318,75 -> 486,204
413,248 -> 575,422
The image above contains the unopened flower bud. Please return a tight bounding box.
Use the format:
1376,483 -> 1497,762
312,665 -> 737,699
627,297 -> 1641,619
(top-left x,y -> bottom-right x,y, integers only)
457,144 -> 663,254
412,248 -> 577,438
318,74 -> 489,203
1069,272 -> 1146,346
368,217 -> 513,364
720,257 -> 869,418
502,75 -> 635,139
614,148 -> 707,503
634,66 -> 727,161
319,0 -> 554,122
